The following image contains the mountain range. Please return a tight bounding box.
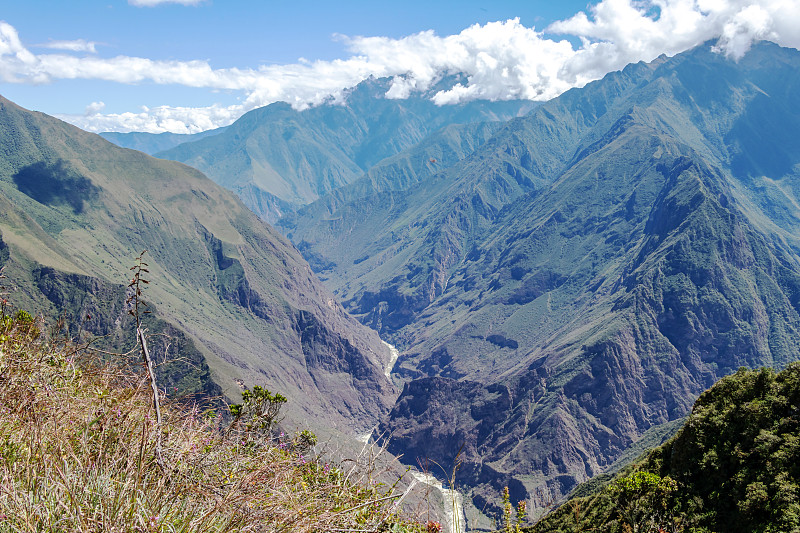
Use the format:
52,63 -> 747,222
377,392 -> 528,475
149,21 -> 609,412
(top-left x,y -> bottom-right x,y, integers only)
6,38 -> 800,532
99,127 -> 226,156
279,41 -> 800,527
148,78 -> 534,222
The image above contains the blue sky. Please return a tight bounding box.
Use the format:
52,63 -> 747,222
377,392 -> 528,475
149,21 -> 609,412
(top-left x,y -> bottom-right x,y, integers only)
0,0 -> 586,114
1,0 -> 798,133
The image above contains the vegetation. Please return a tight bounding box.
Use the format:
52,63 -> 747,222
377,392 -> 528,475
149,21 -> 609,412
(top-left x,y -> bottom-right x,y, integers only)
531,364 -> 800,533
501,486 -> 527,533
0,296 -> 424,532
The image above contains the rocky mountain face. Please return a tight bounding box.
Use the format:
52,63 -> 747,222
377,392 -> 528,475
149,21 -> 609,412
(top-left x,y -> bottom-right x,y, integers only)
0,95 -> 396,436
154,78 -> 534,222
282,57 -> 657,335
284,42 -> 800,526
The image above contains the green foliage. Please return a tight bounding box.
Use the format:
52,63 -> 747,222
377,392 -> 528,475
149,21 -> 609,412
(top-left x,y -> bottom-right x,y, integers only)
650,364 -> 800,533
610,471 -> 682,532
228,384 -> 287,440
13,309 -> 33,324
0,305 -> 40,341
534,364 -> 800,533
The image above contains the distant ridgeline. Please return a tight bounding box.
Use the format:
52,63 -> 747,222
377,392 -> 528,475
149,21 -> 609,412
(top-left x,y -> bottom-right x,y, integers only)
534,364 -> 800,533
151,78 -> 534,222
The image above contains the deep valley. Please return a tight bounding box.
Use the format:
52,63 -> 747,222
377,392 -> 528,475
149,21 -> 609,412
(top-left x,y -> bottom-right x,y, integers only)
3,33 -> 800,533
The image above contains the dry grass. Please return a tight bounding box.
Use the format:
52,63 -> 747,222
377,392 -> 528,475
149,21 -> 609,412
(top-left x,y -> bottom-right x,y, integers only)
0,309 -> 423,532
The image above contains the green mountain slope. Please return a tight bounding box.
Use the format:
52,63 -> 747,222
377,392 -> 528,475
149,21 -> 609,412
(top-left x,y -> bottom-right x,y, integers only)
285,42 -> 800,526
534,364 -> 800,533
0,95 -> 396,436
156,78 -> 533,221
285,55 -> 665,334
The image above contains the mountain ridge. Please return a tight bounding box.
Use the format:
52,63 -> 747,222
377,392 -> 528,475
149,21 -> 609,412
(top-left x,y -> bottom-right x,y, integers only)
154,78 -> 535,221
281,41 -> 800,527
0,94 -> 396,437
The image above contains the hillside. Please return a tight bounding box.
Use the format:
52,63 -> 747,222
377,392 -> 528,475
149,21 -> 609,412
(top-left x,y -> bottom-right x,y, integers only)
283,41 -> 800,526
156,77 -> 533,221
533,364 -> 800,533
0,94 -> 396,438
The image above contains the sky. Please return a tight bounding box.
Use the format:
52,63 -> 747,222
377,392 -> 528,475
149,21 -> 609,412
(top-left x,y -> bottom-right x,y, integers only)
1,0 -> 799,134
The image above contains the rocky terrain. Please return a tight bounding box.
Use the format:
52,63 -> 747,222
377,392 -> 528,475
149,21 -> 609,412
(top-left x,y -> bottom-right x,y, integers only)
283,42 -> 800,526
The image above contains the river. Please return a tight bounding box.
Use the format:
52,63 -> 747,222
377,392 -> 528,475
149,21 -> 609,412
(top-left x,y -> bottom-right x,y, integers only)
410,471 -> 465,533
381,340 -> 399,379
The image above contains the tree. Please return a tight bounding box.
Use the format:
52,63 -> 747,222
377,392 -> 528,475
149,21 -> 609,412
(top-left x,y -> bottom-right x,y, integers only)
611,471 -> 679,533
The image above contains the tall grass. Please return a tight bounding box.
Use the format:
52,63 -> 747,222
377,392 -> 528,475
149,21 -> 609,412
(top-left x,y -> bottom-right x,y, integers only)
0,308 -> 423,532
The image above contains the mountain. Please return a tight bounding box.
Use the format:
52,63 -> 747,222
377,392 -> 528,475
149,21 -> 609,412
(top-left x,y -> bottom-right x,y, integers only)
155,77 -> 534,222
534,364 -> 800,533
99,127 -> 227,155
284,41 -> 800,527
0,95 -> 396,437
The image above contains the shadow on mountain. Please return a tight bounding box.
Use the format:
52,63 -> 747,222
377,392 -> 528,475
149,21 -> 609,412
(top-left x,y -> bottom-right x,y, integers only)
13,160 -> 100,214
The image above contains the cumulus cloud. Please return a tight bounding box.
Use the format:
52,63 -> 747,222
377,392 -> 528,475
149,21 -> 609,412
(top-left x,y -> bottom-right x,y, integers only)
39,39 -> 98,53
3,0 -> 800,132
549,0 -> 799,82
128,0 -> 205,6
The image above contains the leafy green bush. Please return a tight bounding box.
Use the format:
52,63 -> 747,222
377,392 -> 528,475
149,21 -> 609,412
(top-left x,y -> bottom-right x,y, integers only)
532,364 -> 800,533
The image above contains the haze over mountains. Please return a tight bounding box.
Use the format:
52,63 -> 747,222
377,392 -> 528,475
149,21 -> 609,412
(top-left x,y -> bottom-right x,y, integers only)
99,127 -> 227,158
11,37 -> 800,531
144,78 -> 534,222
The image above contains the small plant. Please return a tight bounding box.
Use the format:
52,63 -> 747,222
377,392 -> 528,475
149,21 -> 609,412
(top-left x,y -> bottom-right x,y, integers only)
611,470 -> 679,533
126,250 -> 165,467
228,384 -> 298,449
502,486 -> 528,533
417,446 -> 464,533
427,520 -> 443,532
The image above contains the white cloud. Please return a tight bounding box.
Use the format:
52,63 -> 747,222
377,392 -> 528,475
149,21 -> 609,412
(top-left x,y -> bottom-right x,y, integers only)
128,0 -> 205,7
40,39 -> 98,53
549,0 -> 798,79
59,102 -> 241,134
84,101 -> 105,115
3,0 -> 800,133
